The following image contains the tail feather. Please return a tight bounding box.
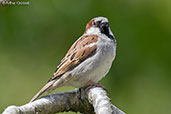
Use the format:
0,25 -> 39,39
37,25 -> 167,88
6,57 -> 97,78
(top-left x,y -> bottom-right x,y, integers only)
30,80 -> 55,102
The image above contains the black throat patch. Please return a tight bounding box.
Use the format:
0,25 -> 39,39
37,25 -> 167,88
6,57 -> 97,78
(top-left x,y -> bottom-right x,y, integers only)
100,27 -> 114,40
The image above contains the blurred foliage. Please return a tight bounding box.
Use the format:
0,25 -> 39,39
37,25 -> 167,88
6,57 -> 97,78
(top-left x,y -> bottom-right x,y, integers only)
0,0 -> 170,114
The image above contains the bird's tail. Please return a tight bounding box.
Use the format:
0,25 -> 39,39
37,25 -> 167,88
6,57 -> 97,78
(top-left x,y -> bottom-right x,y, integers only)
29,80 -> 55,103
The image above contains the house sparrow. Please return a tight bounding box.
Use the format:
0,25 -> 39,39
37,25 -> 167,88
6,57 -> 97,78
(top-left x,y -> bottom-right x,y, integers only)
30,17 -> 116,102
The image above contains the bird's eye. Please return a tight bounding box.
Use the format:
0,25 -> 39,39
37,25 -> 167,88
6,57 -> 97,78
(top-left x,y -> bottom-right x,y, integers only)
92,22 -> 96,25
93,21 -> 101,27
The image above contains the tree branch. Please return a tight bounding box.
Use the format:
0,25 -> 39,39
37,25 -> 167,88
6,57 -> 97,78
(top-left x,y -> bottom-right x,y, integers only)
2,87 -> 125,114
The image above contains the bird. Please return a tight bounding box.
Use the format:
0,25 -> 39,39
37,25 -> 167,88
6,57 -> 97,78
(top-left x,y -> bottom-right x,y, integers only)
30,17 -> 116,102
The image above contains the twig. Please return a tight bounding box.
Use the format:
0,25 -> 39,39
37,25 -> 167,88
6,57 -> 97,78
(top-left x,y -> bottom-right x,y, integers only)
2,87 -> 125,114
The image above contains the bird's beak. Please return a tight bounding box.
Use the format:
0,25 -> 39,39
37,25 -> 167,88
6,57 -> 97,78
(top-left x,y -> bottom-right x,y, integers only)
100,22 -> 109,29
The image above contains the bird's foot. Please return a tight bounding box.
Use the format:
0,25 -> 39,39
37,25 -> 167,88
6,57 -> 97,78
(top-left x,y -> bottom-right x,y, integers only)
85,81 -> 107,91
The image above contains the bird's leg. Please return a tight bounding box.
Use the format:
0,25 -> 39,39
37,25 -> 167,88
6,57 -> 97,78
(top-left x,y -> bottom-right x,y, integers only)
78,88 -> 82,100
85,80 -> 107,91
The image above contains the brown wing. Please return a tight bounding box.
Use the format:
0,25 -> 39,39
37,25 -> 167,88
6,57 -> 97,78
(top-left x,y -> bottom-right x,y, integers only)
48,35 -> 98,82
30,35 -> 98,102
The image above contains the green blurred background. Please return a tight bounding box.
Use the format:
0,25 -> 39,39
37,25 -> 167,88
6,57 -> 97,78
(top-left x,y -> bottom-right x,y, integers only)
0,0 -> 170,113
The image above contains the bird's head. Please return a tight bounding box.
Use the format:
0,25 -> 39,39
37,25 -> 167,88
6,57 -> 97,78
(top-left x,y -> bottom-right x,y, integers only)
84,17 -> 114,39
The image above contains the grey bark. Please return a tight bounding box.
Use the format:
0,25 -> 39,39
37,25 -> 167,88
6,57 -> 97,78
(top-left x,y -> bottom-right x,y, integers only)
2,87 -> 125,114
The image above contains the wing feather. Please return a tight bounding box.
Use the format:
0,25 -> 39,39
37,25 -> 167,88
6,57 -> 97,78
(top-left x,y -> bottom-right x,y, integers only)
30,35 -> 98,102
48,35 -> 98,81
